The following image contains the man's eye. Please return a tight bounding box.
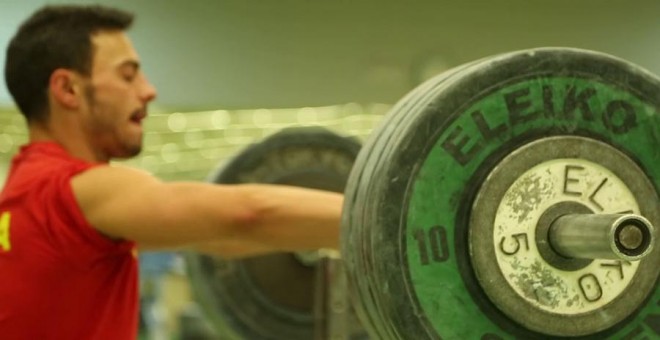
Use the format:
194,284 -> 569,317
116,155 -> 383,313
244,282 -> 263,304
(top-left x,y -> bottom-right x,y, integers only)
123,74 -> 136,82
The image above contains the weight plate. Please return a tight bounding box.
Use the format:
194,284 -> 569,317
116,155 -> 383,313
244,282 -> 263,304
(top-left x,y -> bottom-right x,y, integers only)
341,47 -> 660,339
186,127 -> 364,340
470,136 -> 658,336
343,58 -> 493,340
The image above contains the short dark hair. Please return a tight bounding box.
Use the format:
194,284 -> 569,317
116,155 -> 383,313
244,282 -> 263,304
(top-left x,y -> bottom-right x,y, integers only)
4,5 -> 134,122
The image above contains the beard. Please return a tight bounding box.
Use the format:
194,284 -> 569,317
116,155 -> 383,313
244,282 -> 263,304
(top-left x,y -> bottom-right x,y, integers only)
83,85 -> 143,159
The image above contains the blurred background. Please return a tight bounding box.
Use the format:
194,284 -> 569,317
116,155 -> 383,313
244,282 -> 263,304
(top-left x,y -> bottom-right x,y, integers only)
1,0 -> 659,338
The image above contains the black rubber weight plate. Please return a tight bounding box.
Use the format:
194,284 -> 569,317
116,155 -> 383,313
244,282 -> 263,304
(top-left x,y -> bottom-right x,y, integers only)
341,47 -> 660,339
341,56 -> 502,340
186,127 -> 365,340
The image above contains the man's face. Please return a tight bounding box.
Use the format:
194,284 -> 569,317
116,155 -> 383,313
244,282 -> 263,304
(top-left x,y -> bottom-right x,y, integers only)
81,30 -> 157,160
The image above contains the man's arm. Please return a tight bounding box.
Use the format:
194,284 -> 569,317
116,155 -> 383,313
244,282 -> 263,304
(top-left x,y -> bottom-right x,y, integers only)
183,239 -> 279,259
140,239 -> 280,258
71,165 -> 343,253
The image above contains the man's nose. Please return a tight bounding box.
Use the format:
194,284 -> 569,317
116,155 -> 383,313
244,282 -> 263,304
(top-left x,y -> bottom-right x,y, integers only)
140,78 -> 157,103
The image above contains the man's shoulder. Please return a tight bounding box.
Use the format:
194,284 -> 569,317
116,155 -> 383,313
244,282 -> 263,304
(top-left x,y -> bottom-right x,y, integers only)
73,164 -> 153,182
70,164 -> 159,206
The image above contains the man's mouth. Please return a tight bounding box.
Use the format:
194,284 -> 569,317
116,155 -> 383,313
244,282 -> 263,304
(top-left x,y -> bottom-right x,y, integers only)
130,110 -> 147,124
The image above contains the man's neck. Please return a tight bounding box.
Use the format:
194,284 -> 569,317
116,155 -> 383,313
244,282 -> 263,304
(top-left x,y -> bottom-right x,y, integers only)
28,120 -> 106,163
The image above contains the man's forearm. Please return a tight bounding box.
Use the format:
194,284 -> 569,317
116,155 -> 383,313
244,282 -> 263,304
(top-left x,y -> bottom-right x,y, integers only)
231,184 -> 343,251
191,239 -> 279,259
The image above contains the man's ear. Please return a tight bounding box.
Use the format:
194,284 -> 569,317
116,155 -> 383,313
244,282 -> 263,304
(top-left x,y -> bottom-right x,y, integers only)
49,69 -> 84,109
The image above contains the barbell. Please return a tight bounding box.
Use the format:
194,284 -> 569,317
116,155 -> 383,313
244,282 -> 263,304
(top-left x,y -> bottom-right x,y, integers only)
186,47 -> 659,339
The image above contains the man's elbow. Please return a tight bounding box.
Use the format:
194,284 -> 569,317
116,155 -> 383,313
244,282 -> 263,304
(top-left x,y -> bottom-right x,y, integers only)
222,185 -> 274,234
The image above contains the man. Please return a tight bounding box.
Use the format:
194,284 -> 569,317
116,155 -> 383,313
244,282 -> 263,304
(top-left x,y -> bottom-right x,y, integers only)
0,5 -> 344,339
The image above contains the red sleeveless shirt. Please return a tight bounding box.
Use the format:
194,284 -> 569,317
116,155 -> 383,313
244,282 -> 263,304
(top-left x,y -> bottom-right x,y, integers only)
0,142 -> 138,339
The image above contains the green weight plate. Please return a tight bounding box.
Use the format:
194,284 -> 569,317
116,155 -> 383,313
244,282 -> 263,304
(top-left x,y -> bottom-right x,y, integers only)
186,127 -> 365,340
341,47 -> 660,339
343,56 -> 503,340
